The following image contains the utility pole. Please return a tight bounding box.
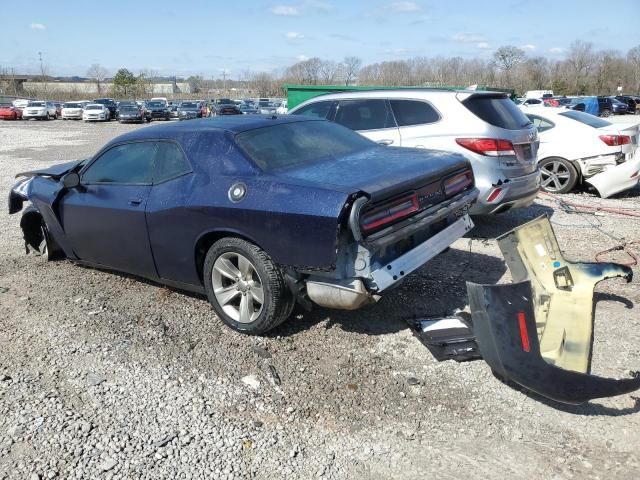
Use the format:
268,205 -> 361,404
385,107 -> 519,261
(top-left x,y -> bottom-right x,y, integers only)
38,51 -> 47,98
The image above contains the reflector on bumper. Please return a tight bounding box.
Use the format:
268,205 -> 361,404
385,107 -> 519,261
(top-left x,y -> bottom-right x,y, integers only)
467,215 -> 640,404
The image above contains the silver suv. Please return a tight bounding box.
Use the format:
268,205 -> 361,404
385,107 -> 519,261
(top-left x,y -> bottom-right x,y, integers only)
289,90 -> 540,214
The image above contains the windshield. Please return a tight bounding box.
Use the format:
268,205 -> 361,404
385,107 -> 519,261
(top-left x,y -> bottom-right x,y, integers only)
64,103 -> 81,108
120,106 -> 139,111
28,102 -> 45,107
180,102 -> 198,108
93,99 -> 112,105
235,120 -> 374,172
559,110 -> 611,128
86,105 -> 102,110
148,101 -> 165,108
258,101 -> 271,107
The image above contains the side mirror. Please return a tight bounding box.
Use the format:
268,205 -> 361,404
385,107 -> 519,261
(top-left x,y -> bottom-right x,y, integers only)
62,172 -> 81,189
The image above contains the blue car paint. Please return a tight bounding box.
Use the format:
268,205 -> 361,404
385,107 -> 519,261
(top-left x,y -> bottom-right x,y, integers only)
10,116 -> 473,291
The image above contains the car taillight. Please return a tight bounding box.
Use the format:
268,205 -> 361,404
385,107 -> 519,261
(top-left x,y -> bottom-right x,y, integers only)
455,138 -> 515,156
443,170 -> 473,197
360,194 -> 419,233
599,134 -> 630,146
486,187 -> 502,203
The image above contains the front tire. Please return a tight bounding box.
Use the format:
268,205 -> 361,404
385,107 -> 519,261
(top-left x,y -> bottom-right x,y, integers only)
539,157 -> 578,194
203,238 -> 294,335
601,109 -> 611,117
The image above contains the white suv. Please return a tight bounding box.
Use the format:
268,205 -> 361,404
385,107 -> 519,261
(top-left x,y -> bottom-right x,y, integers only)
289,90 -> 541,215
22,101 -> 58,120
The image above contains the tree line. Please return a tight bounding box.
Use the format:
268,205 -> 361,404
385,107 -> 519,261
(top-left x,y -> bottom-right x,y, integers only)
246,40 -> 640,97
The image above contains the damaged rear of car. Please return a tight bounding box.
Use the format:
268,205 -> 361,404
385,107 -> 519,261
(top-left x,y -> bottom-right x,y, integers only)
9,116 -> 478,335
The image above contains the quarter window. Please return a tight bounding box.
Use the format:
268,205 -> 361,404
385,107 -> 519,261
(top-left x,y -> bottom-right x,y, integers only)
334,99 -> 395,131
389,100 -> 440,126
527,115 -> 555,132
293,101 -> 334,119
154,142 -> 191,183
82,142 -> 156,184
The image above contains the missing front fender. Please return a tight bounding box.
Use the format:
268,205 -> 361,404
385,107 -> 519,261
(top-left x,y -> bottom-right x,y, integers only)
20,208 -> 45,253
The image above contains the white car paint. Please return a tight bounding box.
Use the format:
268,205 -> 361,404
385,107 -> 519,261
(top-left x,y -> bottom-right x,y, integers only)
82,104 -> 109,122
521,106 -> 639,197
61,102 -> 85,120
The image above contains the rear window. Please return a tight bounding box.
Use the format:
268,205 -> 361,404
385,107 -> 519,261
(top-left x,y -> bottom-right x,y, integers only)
389,100 -> 440,126
235,120 -> 374,172
180,102 -> 198,108
462,95 -> 532,130
559,110 -> 611,128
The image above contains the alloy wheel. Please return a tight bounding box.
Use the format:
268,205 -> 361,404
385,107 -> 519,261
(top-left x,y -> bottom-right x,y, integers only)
211,252 -> 264,323
540,160 -> 571,192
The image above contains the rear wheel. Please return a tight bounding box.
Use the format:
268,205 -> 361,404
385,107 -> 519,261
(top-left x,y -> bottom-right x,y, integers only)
539,157 -> 578,194
203,238 -> 294,335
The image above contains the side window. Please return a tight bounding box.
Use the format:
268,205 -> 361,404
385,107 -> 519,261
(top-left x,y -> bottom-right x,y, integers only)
389,100 -> 440,126
154,142 -> 191,183
527,115 -> 555,133
293,101 -> 333,119
82,142 -> 156,184
334,99 -> 395,131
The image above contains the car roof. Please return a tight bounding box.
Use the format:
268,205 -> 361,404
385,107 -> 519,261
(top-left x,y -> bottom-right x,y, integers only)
293,88 -> 505,104
109,115 -> 316,143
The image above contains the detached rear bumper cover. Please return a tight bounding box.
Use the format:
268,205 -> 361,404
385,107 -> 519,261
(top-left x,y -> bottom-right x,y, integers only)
467,216 -> 640,404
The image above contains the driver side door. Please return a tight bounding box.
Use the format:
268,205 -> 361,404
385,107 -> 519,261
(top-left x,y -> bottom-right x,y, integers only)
59,141 -> 158,278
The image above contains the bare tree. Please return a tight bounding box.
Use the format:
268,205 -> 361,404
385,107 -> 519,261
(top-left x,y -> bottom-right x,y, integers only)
491,46 -> 526,86
86,64 -> 109,95
342,56 -> 362,86
627,45 -> 640,93
566,40 -> 595,91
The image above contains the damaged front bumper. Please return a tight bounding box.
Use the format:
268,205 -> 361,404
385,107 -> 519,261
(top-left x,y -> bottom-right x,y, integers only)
414,216 -> 640,404
586,155 -> 640,198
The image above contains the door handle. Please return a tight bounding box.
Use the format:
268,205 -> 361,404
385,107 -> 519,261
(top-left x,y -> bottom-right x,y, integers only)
128,197 -> 143,206
377,139 -> 394,146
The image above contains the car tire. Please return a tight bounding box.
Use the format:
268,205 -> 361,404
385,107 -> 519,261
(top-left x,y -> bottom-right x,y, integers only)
203,237 -> 295,335
539,157 -> 578,194
600,109 -> 611,117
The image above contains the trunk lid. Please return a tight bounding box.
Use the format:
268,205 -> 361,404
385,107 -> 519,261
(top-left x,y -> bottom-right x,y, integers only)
281,146 -> 471,202
598,122 -> 639,159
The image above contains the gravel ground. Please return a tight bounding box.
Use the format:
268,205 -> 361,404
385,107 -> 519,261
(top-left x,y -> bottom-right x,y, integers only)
1,118 -> 639,479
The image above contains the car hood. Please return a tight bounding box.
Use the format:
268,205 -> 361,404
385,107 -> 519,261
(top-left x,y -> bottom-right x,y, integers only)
15,159 -> 86,179
279,146 -> 471,202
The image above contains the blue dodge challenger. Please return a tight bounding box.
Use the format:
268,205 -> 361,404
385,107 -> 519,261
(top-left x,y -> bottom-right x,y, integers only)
9,116 -> 478,334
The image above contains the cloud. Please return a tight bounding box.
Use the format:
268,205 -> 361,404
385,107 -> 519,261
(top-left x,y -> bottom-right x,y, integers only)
297,55 -> 309,61
387,1 -> 421,12
286,31 -> 305,41
520,44 -> 536,51
477,42 -> 491,50
451,32 -> 486,43
549,47 -> 564,54
329,33 -> 357,42
270,5 -> 299,16
30,23 -> 46,30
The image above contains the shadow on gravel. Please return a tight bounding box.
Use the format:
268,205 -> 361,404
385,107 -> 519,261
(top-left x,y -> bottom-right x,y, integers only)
517,388 -> 640,417
270,248 -> 507,337
469,202 -> 555,240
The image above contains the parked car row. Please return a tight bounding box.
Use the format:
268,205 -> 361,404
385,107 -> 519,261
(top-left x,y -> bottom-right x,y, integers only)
519,95 -> 639,117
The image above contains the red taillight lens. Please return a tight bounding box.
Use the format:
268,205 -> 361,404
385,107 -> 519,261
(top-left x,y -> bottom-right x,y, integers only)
443,170 -> 473,197
599,134 -> 630,146
455,138 -> 515,156
360,194 -> 419,233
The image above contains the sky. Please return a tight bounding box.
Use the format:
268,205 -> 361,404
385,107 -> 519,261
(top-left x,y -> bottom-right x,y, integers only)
1,0 -> 638,78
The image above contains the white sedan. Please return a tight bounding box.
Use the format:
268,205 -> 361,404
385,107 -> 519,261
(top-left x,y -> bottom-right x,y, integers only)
521,107 -> 639,197
61,102 -> 84,120
82,104 -> 110,122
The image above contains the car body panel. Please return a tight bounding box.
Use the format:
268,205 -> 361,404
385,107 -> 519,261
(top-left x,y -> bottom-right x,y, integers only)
467,215 -> 639,404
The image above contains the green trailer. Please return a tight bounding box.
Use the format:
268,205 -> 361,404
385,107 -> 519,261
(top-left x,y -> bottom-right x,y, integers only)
283,84 -> 515,110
